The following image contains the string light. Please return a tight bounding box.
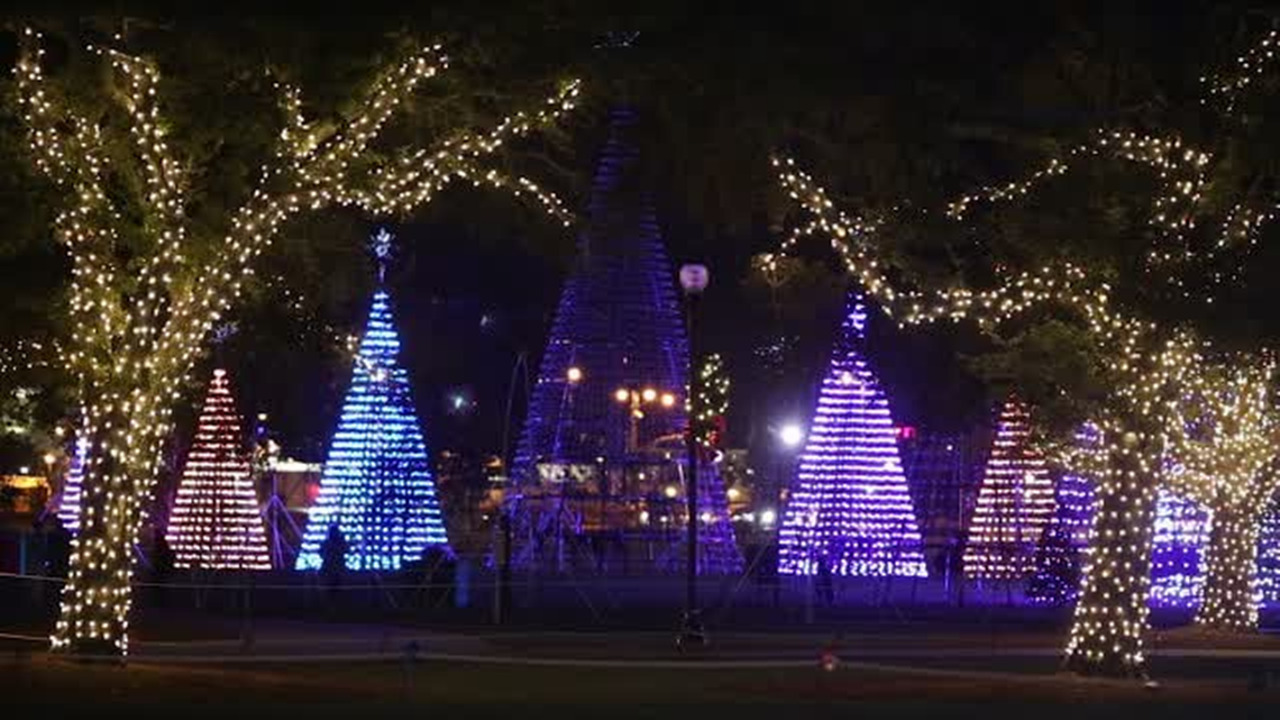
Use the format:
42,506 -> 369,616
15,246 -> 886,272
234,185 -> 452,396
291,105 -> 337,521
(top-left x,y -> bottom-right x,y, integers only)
1148,490 -> 1211,609
1201,28 -> 1280,112
15,28 -> 577,655
164,368 -> 271,571
693,352 -> 729,448
777,292 -> 928,578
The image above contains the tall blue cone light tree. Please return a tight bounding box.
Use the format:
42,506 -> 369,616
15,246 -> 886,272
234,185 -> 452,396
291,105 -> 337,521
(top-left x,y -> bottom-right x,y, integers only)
296,229 -> 449,571
778,292 -> 928,578
509,109 -> 740,574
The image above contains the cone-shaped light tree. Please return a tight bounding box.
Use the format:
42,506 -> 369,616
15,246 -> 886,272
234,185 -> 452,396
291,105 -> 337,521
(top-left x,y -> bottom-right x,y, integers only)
963,398 -> 1056,579
777,292 -> 927,578
165,368 -> 270,570
15,29 -> 578,654
295,230 -> 449,571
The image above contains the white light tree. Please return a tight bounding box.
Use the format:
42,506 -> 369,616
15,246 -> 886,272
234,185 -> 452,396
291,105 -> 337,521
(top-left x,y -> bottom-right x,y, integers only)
1162,358 -> 1280,633
14,28 -> 579,655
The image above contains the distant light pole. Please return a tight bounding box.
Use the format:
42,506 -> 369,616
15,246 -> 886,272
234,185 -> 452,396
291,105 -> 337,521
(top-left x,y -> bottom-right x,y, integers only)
773,421 -> 807,617
677,263 -> 709,650
778,423 -> 805,450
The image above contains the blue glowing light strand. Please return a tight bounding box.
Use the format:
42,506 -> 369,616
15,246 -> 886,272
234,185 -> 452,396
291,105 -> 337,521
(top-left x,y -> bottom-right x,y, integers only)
507,108 -> 740,574
1257,500 -> 1280,608
962,398 -> 1057,580
295,286 -> 450,572
1148,489 -> 1212,609
164,368 -> 271,570
777,292 -> 928,578
56,434 -> 87,534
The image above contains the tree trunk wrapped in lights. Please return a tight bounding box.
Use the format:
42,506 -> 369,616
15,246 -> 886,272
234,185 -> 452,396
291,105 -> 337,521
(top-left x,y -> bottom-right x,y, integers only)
1197,501 -> 1259,631
15,28 -> 579,655
1063,421 -> 1159,677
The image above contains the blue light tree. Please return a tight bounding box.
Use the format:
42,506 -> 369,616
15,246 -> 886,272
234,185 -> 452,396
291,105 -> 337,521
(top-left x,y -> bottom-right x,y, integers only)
777,292 -> 927,578
295,229 -> 449,572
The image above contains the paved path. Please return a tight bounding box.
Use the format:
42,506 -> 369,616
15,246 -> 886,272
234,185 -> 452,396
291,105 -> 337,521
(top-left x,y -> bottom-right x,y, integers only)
7,623 -> 1280,670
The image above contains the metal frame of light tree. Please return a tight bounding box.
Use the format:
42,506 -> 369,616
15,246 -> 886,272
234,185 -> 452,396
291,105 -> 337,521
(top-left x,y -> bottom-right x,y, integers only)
15,28 -> 579,655
164,368 -> 270,570
777,292 -> 928,579
963,397 -> 1056,581
771,24 -> 1280,676
295,232 -> 450,572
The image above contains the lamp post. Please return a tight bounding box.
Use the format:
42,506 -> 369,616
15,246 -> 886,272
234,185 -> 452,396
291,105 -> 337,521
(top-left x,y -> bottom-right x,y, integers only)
614,386 -> 677,452
677,263 -> 709,650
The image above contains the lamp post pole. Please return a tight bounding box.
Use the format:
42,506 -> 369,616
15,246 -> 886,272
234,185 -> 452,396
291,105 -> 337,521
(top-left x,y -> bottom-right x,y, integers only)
677,264 -> 709,650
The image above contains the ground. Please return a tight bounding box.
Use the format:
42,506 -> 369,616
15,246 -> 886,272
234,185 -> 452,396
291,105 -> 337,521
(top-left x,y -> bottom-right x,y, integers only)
3,620 -> 1279,714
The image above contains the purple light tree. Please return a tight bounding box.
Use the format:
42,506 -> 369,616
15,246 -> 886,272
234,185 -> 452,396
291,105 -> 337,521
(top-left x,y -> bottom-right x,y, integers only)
507,109 -> 739,574
777,293 -> 927,578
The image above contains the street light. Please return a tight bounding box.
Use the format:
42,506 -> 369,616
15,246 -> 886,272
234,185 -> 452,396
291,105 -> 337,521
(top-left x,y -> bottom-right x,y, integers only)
567,366 -> 583,384
779,423 -> 805,449
615,386 -> 678,451
677,263 -> 709,650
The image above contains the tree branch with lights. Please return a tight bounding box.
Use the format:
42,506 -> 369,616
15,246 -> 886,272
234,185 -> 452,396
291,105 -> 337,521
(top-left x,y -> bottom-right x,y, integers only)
14,27 -> 579,655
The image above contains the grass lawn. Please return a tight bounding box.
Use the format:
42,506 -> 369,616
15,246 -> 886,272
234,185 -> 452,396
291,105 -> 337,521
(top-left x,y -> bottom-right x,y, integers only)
0,653 -> 1274,716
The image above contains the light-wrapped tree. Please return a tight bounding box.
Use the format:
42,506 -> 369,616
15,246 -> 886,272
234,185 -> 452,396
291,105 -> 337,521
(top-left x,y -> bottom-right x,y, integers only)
14,28 -> 578,655
1162,358 -> 1279,632
770,22 -> 1280,677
